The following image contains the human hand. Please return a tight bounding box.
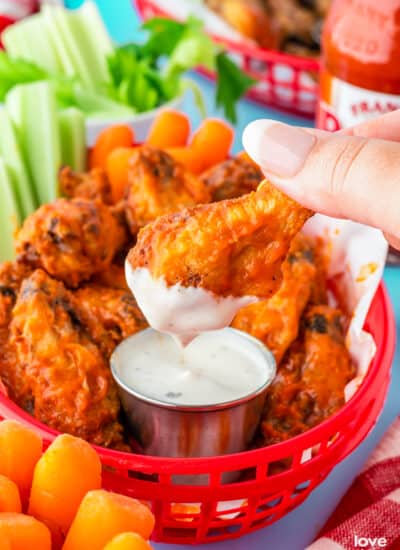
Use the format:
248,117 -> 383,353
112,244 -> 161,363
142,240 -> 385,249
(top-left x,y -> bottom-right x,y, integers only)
243,110 -> 400,250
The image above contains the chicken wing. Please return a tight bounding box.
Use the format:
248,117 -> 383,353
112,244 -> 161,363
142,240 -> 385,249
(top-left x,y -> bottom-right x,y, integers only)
59,166 -> 112,204
9,269 -> 124,447
232,233 -> 321,363
75,284 -> 147,359
200,157 -> 263,201
125,147 -> 211,234
260,305 -> 354,445
16,198 -> 127,288
128,180 -> 312,299
0,261 -> 32,400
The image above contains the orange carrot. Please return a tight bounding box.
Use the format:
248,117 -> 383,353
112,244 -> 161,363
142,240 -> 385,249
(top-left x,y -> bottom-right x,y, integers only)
0,475 -> 21,513
0,513 -> 51,550
190,119 -> 234,173
0,420 -> 42,501
236,150 -> 260,168
166,146 -> 203,174
103,532 -> 153,550
62,490 -> 155,550
0,536 -> 11,550
147,110 -> 190,148
106,147 -> 136,203
29,434 -> 101,540
90,126 -> 135,170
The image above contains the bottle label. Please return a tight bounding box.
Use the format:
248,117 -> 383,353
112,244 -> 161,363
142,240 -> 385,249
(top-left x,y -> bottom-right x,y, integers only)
317,71 -> 400,130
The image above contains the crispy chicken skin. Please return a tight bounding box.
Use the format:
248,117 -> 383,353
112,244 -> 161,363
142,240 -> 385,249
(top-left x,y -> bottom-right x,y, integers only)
75,284 -> 147,359
200,157 -> 263,201
59,166 -> 112,204
232,233 -> 322,363
125,147 -> 211,234
128,181 -> 312,299
0,262 -> 33,400
260,305 -> 355,445
15,198 -> 126,288
9,269 -> 124,447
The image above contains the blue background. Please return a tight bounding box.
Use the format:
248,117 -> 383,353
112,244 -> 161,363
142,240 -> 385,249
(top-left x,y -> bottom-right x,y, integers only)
64,2 -> 400,548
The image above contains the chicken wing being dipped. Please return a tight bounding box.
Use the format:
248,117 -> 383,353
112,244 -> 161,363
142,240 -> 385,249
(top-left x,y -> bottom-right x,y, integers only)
59,166 -> 112,204
260,305 -> 354,446
15,198 -> 127,288
232,233 -> 323,364
9,269 -> 124,448
75,284 -> 147,359
200,157 -> 263,201
126,181 -> 312,344
125,147 -> 211,234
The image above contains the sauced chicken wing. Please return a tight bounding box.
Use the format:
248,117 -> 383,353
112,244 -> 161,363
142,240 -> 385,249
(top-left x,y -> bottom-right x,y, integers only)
16,198 -> 127,288
128,181 -> 312,299
260,305 -> 355,445
91,264 -> 129,290
9,269 -> 124,447
59,166 -> 112,204
0,261 -> 32,399
232,233 -> 322,363
200,157 -> 263,201
125,147 -> 211,234
75,284 -> 147,359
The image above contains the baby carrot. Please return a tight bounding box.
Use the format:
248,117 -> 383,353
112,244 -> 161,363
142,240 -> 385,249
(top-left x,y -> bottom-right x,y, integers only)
62,490 -> 155,550
0,513 -> 51,550
147,110 -> 190,148
29,433 -> 102,539
0,475 -> 21,513
106,147 -> 136,203
103,532 -> 153,550
90,125 -> 135,170
166,146 -> 204,174
0,420 -> 42,501
190,119 -> 234,173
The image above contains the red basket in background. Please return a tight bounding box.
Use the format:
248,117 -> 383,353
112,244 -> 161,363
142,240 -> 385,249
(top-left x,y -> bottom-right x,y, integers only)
0,284 -> 395,545
135,0 -> 321,118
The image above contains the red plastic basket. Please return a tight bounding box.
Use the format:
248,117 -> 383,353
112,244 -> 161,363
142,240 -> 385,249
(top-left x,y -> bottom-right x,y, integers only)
0,283 -> 395,544
135,0 -> 321,118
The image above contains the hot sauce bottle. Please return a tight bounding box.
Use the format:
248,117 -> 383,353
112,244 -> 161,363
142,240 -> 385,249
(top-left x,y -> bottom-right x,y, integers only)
317,0 -> 400,131
317,0 -> 400,264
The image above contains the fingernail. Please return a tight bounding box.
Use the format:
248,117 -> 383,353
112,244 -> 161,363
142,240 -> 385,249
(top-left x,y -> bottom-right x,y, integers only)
242,120 -> 316,177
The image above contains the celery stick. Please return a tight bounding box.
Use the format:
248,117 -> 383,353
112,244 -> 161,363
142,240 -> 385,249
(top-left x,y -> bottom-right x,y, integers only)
42,5 -> 95,88
0,158 -> 20,262
68,1 -> 114,85
9,82 -> 61,205
0,109 -> 37,218
58,108 -> 86,172
2,15 -> 62,74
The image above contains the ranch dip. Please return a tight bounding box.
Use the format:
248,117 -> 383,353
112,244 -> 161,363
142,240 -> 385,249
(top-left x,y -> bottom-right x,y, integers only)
112,328 -> 274,406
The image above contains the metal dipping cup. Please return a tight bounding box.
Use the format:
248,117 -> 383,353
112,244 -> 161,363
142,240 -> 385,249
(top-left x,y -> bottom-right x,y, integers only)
111,328 -> 276,463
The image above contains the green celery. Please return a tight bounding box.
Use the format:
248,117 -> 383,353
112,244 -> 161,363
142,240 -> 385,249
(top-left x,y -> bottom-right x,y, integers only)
58,108 -> 86,172
0,158 -> 20,261
68,1 -> 114,85
0,109 -> 37,218
7,82 -> 61,205
2,14 -> 63,74
42,5 -> 96,89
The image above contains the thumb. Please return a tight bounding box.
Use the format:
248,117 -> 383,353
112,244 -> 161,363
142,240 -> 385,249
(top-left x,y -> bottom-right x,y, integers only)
243,119 -> 400,240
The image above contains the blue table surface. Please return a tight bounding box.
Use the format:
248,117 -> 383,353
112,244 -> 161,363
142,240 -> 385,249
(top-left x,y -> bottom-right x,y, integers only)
65,2 -> 400,548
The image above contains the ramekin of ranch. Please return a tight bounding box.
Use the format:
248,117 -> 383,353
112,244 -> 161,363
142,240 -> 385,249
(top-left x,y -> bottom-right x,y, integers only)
110,327 -> 276,460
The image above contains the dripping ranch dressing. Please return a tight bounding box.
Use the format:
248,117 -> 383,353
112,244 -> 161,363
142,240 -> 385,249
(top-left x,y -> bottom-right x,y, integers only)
112,328 -> 273,407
